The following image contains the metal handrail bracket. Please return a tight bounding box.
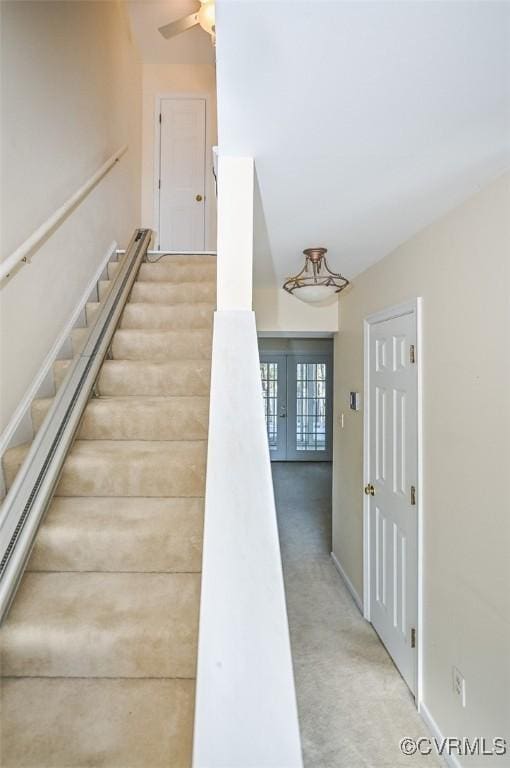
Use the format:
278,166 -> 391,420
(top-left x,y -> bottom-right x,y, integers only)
0,228 -> 152,622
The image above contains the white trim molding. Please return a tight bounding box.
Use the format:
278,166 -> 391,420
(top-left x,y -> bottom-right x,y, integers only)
419,702 -> 463,768
362,297 -> 424,706
331,552 -> 364,614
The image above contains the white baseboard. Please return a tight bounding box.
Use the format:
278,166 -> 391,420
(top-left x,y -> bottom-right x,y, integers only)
0,241 -> 118,493
330,551 -> 364,614
419,702 -> 463,768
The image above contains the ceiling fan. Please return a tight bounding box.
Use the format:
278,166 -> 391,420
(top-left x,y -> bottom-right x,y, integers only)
158,0 -> 216,43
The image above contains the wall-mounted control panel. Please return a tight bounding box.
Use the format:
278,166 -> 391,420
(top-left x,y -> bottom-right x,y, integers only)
349,392 -> 360,411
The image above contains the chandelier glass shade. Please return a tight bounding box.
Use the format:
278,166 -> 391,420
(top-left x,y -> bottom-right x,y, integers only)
283,248 -> 350,304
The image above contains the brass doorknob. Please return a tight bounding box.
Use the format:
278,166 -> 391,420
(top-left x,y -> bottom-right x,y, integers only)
195,194 -> 203,202
364,483 -> 375,496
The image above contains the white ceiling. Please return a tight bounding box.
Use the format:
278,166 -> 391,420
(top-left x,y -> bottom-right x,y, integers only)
127,0 -> 216,65
216,0 -> 510,287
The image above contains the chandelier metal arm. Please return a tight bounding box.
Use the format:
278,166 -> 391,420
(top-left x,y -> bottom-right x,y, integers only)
282,248 -> 350,296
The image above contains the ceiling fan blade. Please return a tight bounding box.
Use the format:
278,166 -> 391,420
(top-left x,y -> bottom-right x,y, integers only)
158,12 -> 199,40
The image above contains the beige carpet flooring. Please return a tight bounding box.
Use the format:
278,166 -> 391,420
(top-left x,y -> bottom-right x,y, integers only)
272,461 -> 443,768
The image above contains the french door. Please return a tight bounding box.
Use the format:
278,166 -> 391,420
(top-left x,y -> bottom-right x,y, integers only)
260,354 -> 332,461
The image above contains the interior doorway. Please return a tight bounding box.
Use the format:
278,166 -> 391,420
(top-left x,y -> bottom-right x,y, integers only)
155,96 -> 207,251
258,338 -> 333,461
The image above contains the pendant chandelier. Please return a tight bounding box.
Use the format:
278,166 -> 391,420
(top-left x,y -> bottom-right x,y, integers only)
283,247 -> 350,304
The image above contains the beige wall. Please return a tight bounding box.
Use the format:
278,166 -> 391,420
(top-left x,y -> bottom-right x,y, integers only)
254,288 -> 339,334
140,62 -> 217,249
0,1 -> 142,433
332,173 -> 510,748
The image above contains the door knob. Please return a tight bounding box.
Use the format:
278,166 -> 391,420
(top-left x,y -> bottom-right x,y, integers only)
195,194 -> 203,202
364,483 -> 375,496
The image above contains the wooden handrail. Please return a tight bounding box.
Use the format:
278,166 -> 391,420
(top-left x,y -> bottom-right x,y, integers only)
0,145 -> 128,282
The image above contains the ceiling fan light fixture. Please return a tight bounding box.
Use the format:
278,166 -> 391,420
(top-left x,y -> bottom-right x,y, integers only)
283,247 -> 350,305
197,0 -> 215,37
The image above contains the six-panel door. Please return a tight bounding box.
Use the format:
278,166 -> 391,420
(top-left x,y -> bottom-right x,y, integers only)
158,98 -> 206,251
368,311 -> 418,695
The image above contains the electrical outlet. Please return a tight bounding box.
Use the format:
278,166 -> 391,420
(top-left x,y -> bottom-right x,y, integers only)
452,666 -> 466,707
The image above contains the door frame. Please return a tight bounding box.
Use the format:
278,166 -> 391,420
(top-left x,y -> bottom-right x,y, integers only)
362,298 -> 423,706
153,92 -> 211,251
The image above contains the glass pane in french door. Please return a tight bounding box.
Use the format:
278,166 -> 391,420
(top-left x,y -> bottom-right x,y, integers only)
260,361 -> 279,451
296,362 -> 327,452
259,356 -> 287,460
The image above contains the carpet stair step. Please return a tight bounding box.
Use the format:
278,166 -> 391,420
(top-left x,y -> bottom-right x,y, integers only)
85,301 -> 101,325
111,329 -> 212,361
52,358 -> 73,390
0,571 -> 200,678
3,440 -> 206,496
98,279 -> 111,301
107,254 -> 215,278
130,280 -> 216,305
146,254 -> 216,265
98,359 -> 211,396
100,279 -> 217,305
108,260 -> 216,284
0,677 -> 194,768
71,327 -> 88,355
26,497 -> 203,573
71,320 -> 214,360
120,302 -> 215,330
56,359 -> 210,397
137,261 -> 216,283
31,396 -> 209,440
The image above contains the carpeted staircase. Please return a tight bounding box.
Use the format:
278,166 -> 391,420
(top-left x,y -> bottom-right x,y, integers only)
0,254 -> 216,767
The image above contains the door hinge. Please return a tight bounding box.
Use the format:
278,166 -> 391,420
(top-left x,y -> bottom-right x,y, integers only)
159,113 -> 162,124
411,627 -> 416,648
158,179 -> 161,190
410,485 -> 416,506
409,344 -> 416,364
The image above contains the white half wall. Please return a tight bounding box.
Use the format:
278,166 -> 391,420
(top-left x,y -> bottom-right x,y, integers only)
332,172 -> 510,759
0,0 -> 142,433
193,310 -> 302,768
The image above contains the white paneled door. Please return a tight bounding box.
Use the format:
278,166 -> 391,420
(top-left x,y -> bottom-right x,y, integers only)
158,98 -> 206,251
366,308 -> 418,695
